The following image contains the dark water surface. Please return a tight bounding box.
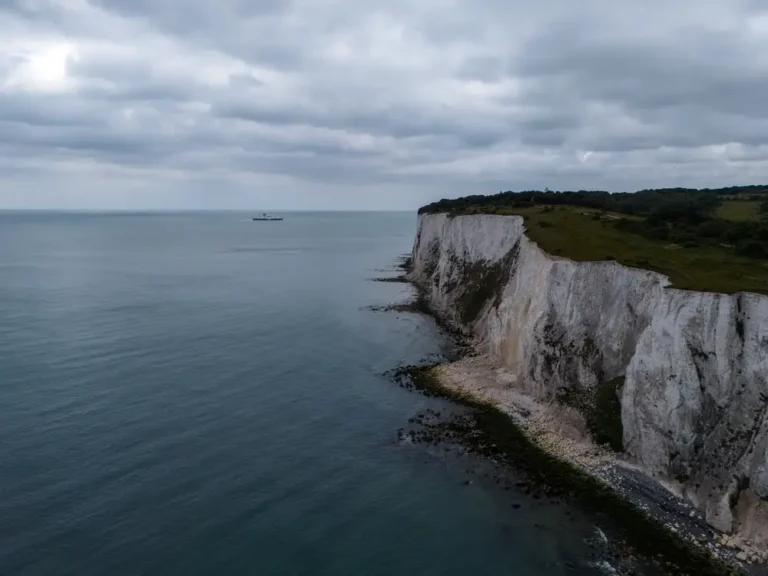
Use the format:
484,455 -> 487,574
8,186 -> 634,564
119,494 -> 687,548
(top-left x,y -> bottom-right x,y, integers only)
0,212 -> 605,576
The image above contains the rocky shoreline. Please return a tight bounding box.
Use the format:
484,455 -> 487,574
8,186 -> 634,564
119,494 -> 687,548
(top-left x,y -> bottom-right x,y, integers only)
389,357 -> 752,576
432,356 -> 768,572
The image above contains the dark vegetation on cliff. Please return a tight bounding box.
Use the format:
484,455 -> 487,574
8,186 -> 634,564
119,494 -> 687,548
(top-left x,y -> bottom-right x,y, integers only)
558,377 -> 625,453
454,243 -> 521,325
420,187 -> 768,294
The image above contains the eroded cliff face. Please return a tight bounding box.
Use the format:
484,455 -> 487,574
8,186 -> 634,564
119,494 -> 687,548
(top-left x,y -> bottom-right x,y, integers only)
410,213 -> 768,541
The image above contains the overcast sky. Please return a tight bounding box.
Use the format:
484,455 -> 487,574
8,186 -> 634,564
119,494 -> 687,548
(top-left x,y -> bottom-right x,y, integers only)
2,0 -> 768,210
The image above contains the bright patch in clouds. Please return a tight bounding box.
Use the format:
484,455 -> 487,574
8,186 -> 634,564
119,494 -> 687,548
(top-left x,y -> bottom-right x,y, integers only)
3,40 -> 77,93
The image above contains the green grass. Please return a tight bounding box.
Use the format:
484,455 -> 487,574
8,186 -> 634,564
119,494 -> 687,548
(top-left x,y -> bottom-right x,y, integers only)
716,200 -> 761,222
470,206 -> 768,294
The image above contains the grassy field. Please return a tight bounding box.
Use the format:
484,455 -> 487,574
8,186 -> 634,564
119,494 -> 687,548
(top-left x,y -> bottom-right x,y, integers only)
716,200 -> 761,222
469,206 -> 768,294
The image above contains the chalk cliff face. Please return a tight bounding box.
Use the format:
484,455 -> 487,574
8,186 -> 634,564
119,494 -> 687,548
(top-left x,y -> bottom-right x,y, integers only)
410,213 -> 768,541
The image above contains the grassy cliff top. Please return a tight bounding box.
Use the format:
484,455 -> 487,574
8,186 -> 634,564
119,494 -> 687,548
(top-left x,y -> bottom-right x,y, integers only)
419,188 -> 768,294
418,186 -> 768,216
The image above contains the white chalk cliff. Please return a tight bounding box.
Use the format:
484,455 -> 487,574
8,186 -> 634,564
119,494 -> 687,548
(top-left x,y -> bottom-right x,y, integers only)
410,213 -> 768,543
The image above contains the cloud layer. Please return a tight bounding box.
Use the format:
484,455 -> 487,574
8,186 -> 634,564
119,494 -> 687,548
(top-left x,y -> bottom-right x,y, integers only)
2,0 -> 768,209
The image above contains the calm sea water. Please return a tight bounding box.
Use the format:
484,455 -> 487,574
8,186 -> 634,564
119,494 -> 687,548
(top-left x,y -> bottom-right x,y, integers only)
0,212 -> 606,576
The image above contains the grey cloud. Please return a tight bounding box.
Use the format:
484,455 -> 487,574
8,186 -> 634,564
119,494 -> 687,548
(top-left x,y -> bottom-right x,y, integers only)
66,51 -> 152,82
227,73 -> 264,88
2,0 -> 102,37
1,121 -> 172,163
89,0 -> 288,34
494,18 -> 768,156
516,25 -> 768,119
213,99 -> 507,149
2,0 -> 768,209
0,94 -> 102,128
66,60 -> 195,103
516,112 -> 580,147
455,56 -> 505,82
87,0 -> 306,70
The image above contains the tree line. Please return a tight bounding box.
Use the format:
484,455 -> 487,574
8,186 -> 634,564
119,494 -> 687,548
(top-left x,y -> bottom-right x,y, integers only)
418,186 -> 768,258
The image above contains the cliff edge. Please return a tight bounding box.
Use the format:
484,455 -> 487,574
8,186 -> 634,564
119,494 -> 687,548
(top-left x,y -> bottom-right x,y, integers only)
409,213 -> 768,546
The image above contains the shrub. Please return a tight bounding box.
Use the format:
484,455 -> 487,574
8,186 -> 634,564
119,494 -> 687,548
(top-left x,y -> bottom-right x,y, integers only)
736,240 -> 768,258
696,219 -> 728,239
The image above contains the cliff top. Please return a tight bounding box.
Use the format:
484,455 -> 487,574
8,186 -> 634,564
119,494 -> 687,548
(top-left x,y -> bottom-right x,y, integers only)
418,188 -> 768,294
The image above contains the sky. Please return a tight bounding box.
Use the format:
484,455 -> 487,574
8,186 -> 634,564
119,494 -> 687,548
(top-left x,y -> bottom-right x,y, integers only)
2,1 -> 768,210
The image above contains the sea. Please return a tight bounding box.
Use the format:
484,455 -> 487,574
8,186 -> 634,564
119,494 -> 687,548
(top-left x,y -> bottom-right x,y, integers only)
0,211 -> 610,576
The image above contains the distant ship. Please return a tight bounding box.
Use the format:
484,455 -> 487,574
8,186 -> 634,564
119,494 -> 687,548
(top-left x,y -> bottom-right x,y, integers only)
252,213 -> 283,221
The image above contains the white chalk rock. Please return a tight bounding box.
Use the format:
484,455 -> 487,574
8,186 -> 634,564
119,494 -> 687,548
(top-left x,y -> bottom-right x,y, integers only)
410,213 -> 768,544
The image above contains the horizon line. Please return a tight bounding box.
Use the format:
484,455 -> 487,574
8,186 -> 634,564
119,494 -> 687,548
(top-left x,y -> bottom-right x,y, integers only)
0,208 -> 417,213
